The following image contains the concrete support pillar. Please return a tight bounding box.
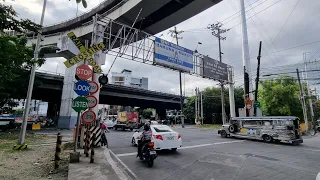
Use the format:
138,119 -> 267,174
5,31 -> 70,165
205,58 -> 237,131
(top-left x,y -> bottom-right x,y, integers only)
91,16 -> 106,125
58,65 -> 78,129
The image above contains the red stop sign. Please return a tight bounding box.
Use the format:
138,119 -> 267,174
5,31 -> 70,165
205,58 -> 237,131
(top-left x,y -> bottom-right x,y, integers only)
76,64 -> 92,80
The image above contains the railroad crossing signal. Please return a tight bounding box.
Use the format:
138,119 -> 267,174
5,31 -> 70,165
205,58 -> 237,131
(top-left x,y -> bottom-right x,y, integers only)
72,96 -> 89,112
63,32 -> 104,73
74,80 -> 91,96
76,64 -> 92,80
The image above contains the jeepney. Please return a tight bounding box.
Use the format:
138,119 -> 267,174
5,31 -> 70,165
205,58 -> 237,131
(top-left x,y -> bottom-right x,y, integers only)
218,116 -> 303,145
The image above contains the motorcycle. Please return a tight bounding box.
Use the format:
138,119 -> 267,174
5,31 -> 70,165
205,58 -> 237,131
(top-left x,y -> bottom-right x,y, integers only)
138,140 -> 157,167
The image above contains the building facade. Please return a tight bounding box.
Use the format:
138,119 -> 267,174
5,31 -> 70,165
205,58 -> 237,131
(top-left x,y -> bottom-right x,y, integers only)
111,69 -> 148,89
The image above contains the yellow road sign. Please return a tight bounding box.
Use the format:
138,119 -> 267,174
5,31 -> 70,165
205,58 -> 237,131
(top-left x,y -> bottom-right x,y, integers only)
63,32 -> 104,73
67,32 -> 87,52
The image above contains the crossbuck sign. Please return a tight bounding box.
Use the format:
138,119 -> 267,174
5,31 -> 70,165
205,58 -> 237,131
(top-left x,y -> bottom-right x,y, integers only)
63,32 -> 104,73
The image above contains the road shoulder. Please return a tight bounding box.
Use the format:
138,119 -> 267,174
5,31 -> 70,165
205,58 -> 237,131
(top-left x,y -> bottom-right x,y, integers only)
68,147 -> 133,180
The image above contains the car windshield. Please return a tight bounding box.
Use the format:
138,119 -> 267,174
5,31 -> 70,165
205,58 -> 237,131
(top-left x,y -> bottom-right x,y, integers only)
152,125 -> 173,132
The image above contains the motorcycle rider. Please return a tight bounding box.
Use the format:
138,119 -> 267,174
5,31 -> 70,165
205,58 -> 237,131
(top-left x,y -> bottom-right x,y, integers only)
137,123 -> 152,159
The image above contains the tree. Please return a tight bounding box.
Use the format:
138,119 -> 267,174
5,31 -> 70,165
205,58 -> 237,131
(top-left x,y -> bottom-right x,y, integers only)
313,99 -> 320,120
259,75 -> 303,119
0,3 -> 47,110
0,3 -> 41,33
142,109 -> 153,119
183,87 -> 245,124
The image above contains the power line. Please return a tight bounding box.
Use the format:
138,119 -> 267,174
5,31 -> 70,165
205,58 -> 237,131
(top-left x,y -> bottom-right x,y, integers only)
250,40 -> 320,59
266,0 -> 300,55
223,0 -> 270,25
262,69 -> 320,77
229,0 -> 284,30
181,0 -> 267,33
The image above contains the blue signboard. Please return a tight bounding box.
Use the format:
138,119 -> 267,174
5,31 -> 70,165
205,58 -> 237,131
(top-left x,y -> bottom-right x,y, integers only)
74,80 -> 91,96
154,37 -> 194,72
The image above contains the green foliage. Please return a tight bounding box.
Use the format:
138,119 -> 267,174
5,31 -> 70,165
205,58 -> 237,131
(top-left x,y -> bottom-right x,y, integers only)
259,75 -> 302,119
0,3 -> 41,33
184,87 -> 245,124
0,3 -> 44,109
313,100 -> 320,120
13,108 -> 24,115
74,0 -> 87,8
142,109 -> 153,119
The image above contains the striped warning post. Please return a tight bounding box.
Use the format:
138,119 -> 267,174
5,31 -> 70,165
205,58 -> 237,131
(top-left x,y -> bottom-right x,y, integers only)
88,126 -> 101,147
84,129 -> 90,157
90,133 -> 96,163
13,144 -> 28,150
55,132 -> 62,169
80,125 -> 101,148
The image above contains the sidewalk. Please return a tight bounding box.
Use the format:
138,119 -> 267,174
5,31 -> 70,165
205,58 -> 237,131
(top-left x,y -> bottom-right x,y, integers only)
68,147 -> 132,180
303,133 -> 320,148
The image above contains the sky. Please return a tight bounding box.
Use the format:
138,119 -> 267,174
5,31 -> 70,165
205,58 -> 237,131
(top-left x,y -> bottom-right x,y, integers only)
4,0 -> 320,96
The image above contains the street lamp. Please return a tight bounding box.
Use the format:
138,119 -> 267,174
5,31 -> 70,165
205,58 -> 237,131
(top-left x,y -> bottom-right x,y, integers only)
18,0 -> 48,145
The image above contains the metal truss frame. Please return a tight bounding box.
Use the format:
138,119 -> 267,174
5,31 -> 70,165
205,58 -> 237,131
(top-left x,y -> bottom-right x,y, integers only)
94,16 -> 232,83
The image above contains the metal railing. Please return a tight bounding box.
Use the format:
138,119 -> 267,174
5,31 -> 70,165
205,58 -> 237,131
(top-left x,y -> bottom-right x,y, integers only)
36,69 -> 65,76
10,0 -> 130,38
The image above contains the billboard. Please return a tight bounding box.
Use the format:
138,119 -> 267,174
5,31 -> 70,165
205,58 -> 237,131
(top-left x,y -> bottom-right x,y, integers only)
154,37 -> 193,72
202,56 -> 228,82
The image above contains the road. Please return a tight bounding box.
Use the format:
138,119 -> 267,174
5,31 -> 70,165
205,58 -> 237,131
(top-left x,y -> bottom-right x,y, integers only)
107,127 -> 320,180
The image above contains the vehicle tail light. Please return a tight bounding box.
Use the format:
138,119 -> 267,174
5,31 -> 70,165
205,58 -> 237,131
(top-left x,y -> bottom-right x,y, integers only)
153,134 -> 163,140
148,142 -> 154,147
178,134 -> 181,139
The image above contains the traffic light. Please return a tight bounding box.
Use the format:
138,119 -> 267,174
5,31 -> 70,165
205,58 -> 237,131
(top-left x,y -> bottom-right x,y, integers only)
98,74 -> 108,85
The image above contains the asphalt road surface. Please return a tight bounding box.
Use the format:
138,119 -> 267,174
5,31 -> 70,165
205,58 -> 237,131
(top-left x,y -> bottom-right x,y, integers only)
107,127 -> 320,180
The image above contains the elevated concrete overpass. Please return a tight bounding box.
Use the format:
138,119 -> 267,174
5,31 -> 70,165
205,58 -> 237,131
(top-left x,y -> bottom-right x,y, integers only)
32,71 -> 182,109
24,0 -> 222,47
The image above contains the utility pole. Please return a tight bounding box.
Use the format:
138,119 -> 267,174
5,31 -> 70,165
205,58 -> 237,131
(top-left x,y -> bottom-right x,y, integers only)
18,0 -> 47,145
195,88 -> 198,124
197,87 -> 200,123
169,26 -> 185,128
208,22 -> 229,125
200,90 -> 203,125
296,69 -> 308,133
228,68 -> 236,118
254,41 -> 262,116
240,0 -> 253,116
304,54 -> 315,133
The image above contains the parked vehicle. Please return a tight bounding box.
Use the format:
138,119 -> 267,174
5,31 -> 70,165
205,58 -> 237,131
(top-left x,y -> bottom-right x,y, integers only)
104,119 -> 116,129
132,125 -> 182,151
218,116 -> 303,145
0,115 -> 15,131
137,140 -> 157,167
114,111 -> 139,131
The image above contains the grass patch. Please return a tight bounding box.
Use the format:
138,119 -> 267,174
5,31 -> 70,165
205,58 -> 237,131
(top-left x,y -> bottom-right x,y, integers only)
196,124 -> 222,130
62,142 -> 74,150
0,130 -> 46,151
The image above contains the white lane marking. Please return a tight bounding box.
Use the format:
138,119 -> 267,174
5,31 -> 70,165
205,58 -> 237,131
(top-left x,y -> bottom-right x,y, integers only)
116,140 -> 245,157
108,148 -> 138,179
305,148 -> 320,152
117,152 -> 137,157
179,143 -> 213,150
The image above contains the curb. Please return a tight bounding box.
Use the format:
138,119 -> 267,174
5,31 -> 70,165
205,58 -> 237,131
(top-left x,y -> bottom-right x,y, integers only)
108,149 -> 139,180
